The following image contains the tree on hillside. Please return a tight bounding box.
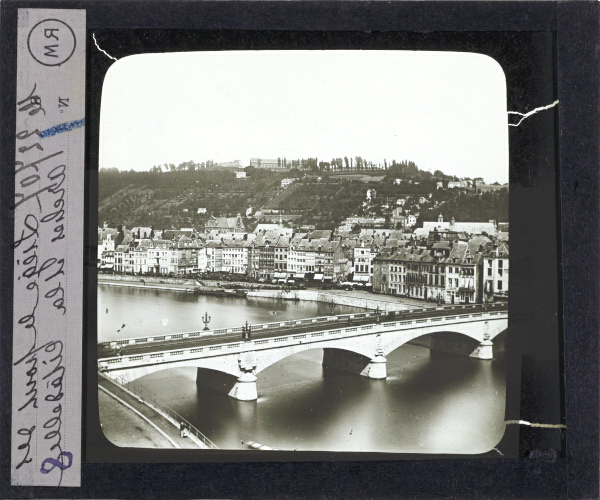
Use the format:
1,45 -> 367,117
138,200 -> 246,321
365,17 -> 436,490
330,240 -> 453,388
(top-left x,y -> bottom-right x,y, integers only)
355,156 -> 363,171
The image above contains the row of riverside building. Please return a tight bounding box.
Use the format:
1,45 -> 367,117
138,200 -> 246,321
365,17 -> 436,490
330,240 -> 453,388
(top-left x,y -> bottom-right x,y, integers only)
98,218 -> 508,305
372,237 -> 508,305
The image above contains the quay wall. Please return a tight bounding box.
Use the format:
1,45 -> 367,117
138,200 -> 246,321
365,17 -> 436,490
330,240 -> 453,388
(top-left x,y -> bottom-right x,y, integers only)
98,274 -> 198,286
98,274 -> 412,311
246,289 -> 410,312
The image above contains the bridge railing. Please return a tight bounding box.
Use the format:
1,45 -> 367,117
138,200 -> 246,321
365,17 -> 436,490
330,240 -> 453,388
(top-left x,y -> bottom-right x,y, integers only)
98,302 -> 507,349
99,372 -> 218,450
98,307 -> 508,369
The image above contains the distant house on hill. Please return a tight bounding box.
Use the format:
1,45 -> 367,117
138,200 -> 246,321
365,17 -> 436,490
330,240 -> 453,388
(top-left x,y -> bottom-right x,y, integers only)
476,183 -> 508,194
391,208 -> 406,228
447,180 -> 472,189
204,213 -> 246,234
236,171 -> 247,179
131,226 -> 153,239
405,214 -> 417,227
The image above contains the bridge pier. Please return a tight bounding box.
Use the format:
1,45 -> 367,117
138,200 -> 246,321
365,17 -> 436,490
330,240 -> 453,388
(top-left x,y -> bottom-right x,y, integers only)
228,371 -> 258,401
470,338 -> 494,360
323,348 -> 387,379
361,355 -> 387,379
195,368 -> 258,401
469,323 -> 494,360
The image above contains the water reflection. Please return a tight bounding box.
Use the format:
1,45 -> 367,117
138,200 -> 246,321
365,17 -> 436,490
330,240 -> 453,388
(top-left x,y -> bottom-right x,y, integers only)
99,285 -> 362,342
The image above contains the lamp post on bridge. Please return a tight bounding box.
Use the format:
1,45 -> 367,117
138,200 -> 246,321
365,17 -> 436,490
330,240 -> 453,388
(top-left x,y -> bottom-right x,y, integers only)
375,306 -> 381,323
202,311 -> 211,331
242,320 -> 252,340
437,292 -> 443,306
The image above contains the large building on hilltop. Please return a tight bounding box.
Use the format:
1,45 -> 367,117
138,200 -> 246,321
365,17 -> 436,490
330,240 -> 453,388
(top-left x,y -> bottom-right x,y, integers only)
250,158 -> 282,169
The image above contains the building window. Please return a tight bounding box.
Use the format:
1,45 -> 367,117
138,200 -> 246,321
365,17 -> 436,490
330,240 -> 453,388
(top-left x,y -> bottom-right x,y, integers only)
498,281 -> 503,290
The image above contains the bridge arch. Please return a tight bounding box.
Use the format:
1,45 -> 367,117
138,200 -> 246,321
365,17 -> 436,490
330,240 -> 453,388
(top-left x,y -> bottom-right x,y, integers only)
254,341 -> 375,375
105,355 -> 242,385
381,320 -> 507,358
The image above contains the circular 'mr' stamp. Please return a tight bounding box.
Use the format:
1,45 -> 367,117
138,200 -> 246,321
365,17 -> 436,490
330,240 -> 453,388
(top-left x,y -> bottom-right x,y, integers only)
28,19 -> 76,67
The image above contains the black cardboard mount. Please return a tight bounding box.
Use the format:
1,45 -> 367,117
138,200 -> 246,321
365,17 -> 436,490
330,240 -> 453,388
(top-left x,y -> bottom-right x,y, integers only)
0,2 -> 598,499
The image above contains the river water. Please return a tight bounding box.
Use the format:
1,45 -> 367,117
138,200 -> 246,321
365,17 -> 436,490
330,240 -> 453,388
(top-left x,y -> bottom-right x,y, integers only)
98,285 -> 507,454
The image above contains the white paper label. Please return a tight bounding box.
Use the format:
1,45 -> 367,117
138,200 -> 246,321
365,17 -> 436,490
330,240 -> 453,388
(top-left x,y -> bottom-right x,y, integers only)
12,8 -> 85,487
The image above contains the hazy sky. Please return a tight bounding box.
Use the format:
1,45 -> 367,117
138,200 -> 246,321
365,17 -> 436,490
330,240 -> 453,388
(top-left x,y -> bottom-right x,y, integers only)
100,50 -> 509,183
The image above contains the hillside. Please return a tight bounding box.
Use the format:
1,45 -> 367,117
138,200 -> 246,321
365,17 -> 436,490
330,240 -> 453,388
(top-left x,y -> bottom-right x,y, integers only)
98,168 -> 283,229
98,166 -> 508,231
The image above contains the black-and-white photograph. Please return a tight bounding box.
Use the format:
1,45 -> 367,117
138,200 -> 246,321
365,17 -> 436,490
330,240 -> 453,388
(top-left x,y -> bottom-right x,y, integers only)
95,50 -> 513,454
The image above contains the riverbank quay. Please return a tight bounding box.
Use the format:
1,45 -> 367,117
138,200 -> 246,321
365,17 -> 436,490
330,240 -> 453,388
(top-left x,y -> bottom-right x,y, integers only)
98,275 -> 195,292
247,288 -> 429,312
98,373 -> 215,449
98,273 -> 280,290
97,274 -> 431,311
98,276 -> 242,296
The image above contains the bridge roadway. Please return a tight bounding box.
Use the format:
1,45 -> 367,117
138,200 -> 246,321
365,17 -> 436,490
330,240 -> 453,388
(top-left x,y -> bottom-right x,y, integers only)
98,302 -> 507,360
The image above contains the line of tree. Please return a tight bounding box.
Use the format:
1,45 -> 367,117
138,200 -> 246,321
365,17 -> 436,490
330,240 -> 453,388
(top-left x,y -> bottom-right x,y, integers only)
150,160 -> 217,173
139,156 -> 458,182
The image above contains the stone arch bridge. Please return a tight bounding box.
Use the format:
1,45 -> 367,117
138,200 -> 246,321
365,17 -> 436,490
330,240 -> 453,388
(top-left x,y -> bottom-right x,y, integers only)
99,305 -> 508,401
